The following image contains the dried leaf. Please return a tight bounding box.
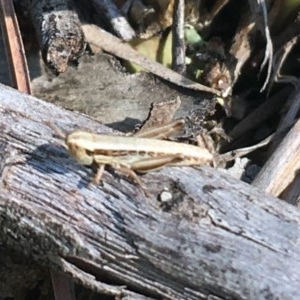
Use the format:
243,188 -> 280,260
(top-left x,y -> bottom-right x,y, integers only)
139,97 -> 181,130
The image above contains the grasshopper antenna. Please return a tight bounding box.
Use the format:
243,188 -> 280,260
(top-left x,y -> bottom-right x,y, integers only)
45,121 -> 68,150
46,121 -> 66,139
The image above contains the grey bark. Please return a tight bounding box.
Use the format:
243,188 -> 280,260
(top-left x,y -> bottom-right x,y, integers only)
30,0 -> 86,73
1,83 -> 300,299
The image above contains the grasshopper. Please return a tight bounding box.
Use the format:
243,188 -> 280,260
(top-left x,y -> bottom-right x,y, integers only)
63,120 -> 213,194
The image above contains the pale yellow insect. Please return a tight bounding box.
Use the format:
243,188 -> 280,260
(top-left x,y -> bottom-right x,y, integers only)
64,120 -> 213,194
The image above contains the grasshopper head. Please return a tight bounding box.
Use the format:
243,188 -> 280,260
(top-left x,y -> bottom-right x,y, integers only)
65,131 -> 94,165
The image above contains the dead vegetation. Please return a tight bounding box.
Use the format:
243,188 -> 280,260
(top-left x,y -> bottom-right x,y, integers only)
1,0 -> 300,299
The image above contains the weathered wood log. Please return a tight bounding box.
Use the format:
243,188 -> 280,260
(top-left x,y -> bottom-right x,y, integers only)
1,83 -> 300,299
253,118 -> 300,198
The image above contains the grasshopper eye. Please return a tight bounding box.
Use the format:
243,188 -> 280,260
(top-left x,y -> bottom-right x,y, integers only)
68,143 -> 94,165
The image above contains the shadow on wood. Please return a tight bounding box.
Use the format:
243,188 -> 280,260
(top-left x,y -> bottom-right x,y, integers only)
1,83 -> 300,299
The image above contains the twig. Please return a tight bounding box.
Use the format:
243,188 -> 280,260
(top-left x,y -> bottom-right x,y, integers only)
92,0 -> 135,41
269,36 -> 299,91
82,24 -> 220,95
252,119 -> 300,197
0,0 -> 31,93
267,79 -> 300,155
172,0 -> 186,74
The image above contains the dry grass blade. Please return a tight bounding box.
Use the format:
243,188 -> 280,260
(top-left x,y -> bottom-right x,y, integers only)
82,24 -> 220,96
217,134 -> 273,163
269,36 -> 299,90
0,0 -> 31,93
248,0 -> 273,91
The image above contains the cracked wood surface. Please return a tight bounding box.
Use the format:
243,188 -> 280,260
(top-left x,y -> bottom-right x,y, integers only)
1,83 -> 300,299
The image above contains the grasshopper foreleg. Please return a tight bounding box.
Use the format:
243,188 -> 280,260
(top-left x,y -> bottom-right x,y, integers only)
92,159 -> 148,195
93,164 -> 105,184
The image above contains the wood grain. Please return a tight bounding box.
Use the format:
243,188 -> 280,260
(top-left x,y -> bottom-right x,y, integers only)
1,83 -> 300,299
253,119 -> 300,197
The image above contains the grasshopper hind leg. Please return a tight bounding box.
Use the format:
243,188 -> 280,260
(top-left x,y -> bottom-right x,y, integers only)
112,155 -> 186,196
91,163 -> 148,196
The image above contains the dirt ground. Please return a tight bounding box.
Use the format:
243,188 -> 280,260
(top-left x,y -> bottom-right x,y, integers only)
0,27 -> 214,133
